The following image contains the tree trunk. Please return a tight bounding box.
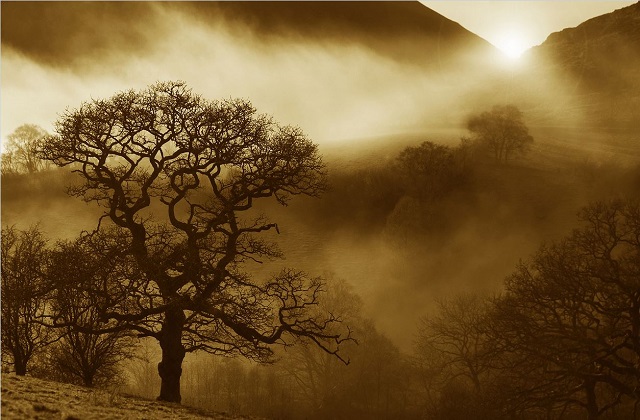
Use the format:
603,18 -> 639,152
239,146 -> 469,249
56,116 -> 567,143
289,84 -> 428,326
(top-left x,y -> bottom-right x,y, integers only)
14,357 -> 27,376
157,307 -> 186,403
585,380 -> 599,420
83,372 -> 94,387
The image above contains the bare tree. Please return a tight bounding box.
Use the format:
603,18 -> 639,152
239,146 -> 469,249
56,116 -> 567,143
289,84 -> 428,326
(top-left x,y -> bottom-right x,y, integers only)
38,81 -> 350,403
47,237 -> 138,387
414,294 -> 497,419
275,277 -> 362,416
466,105 -> 533,164
1,152 -> 18,176
277,277 -> 414,419
489,199 -> 640,419
416,294 -> 492,394
4,124 -> 50,174
1,226 -> 57,375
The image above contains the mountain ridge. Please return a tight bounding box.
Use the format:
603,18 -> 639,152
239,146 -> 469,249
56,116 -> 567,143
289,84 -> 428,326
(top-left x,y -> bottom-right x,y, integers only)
1,1 -> 497,70
488,1 -> 640,131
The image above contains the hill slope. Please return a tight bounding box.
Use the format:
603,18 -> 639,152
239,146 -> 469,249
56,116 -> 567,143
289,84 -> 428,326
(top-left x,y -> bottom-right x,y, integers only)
526,1 -> 640,127
1,1 -> 496,70
173,1 -> 497,67
1,374 -> 257,420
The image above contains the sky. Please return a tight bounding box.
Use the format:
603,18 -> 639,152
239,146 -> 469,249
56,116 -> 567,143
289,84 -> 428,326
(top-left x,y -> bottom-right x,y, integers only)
1,1 -> 635,147
422,1 -> 637,57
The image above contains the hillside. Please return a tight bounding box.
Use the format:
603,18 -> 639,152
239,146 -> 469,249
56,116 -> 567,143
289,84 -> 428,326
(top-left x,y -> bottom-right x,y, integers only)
1,1 -> 496,70
1,374 -> 258,420
172,1 -> 498,68
525,1 -> 640,127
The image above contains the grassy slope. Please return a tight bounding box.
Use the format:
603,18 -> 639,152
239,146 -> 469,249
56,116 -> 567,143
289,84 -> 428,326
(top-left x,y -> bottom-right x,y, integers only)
1,374 -> 259,420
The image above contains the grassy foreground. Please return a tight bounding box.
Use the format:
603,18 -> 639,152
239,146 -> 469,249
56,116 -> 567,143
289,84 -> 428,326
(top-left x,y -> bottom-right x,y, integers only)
1,374 -> 259,420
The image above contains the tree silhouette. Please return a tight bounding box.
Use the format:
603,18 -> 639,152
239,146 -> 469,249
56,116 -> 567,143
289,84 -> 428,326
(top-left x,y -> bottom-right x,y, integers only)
414,294 -> 497,418
39,81 -> 350,403
490,200 -> 640,418
467,105 -> 533,164
416,294 -> 492,394
1,226 -> 58,375
47,236 -> 137,387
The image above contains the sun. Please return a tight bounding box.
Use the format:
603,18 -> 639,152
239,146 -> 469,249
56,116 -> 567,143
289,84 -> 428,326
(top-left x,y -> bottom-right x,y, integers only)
493,34 -> 529,60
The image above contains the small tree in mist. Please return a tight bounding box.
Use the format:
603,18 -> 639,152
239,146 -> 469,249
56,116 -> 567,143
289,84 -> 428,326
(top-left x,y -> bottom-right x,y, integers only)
1,226 -> 58,375
396,141 -> 467,199
414,294 -> 496,418
467,105 -> 533,164
386,140 -> 475,244
38,81 -> 351,403
3,124 -> 50,174
46,236 -> 138,387
277,278 -> 363,414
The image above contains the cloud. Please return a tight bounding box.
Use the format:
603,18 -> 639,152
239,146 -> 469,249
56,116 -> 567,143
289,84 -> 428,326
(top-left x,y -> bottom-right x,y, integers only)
1,2 -> 160,69
2,2 -> 500,147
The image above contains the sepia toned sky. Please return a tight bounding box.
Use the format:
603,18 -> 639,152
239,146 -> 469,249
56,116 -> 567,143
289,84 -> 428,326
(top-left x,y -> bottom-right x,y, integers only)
1,1 -> 635,147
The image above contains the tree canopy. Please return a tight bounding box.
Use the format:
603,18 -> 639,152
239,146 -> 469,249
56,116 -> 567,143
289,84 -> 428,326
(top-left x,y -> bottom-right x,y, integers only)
414,199 -> 640,418
38,81 -> 349,403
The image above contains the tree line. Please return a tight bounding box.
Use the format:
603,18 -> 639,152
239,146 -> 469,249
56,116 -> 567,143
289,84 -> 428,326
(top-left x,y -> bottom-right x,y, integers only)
415,199 -> 640,419
5,198 -> 639,419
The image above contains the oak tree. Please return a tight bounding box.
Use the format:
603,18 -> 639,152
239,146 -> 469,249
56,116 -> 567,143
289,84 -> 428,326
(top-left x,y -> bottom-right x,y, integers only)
39,81 -> 349,403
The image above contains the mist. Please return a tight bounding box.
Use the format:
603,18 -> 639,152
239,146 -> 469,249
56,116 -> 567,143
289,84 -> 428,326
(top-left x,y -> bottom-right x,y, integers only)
2,2 -> 500,147
3,2 -> 640,419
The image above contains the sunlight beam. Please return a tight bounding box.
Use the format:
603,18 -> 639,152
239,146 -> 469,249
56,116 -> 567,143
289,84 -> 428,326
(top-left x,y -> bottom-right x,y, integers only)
493,34 -> 528,59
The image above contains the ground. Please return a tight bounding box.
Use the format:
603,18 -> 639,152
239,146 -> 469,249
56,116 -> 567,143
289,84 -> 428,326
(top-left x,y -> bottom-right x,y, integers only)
1,374 -> 259,420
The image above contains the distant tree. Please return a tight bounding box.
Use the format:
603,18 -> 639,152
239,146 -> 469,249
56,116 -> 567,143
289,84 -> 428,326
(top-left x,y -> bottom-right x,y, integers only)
466,105 -> 533,163
277,277 -> 414,420
1,152 -> 18,176
396,141 -> 467,199
414,294 -> 497,419
278,278 -> 362,414
416,294 -> 492,394
125,339 -> 160,399
489,199 -> 640,418
38,81 -> 350,403
1,226 -> 57,375
47,236 -> 138,387
386,140 -> 475,244
4,124 -> 50,173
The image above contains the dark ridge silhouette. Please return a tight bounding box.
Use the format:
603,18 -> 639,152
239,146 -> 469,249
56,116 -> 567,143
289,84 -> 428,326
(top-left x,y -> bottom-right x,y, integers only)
170,1 -> 497,66
1,1 -> 496,69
